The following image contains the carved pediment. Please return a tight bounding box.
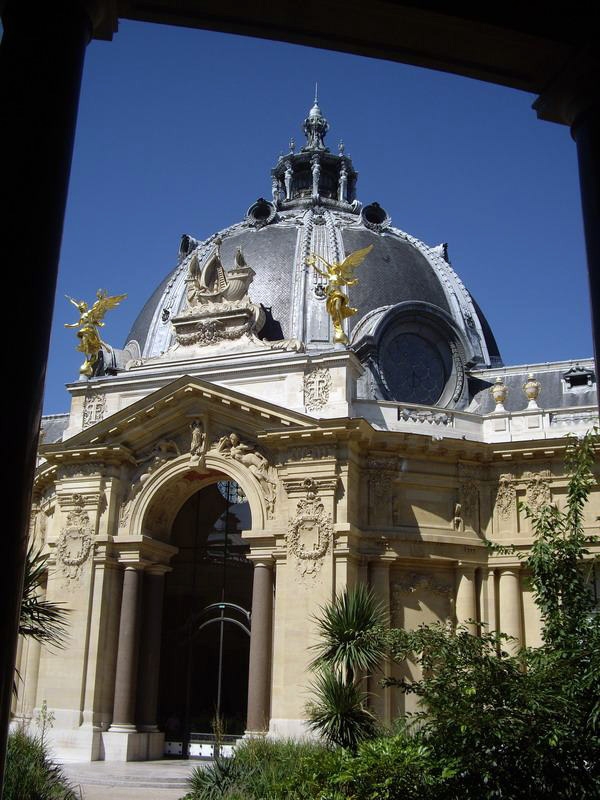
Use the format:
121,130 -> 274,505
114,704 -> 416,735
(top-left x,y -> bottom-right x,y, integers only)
41,376 -> 314,462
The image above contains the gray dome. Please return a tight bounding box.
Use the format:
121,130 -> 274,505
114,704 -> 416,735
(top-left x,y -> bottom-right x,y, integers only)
125,102 -> 501,408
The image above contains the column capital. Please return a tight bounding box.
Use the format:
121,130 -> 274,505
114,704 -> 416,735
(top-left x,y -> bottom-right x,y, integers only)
145,563 -> 172,577
247,555 -> 275,568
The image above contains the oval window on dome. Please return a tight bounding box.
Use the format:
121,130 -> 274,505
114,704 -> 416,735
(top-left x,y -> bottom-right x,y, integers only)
382,332 -> 447,405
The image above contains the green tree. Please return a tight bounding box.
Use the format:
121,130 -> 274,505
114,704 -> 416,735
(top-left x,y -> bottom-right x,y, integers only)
379,430 -> 600,799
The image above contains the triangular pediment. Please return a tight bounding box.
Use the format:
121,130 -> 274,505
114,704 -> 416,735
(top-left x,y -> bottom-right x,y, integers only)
41,375 -> 314,462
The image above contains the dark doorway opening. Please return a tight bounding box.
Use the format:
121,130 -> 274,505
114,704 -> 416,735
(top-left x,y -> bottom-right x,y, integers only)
158,480 -> 253,754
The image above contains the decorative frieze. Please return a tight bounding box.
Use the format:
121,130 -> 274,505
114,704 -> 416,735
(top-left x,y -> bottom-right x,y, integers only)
392,572 -> 453,597
398,408 -> 452,426
57,463 -> 103,480
288,445 -> 336,462
287,479 -> 334,578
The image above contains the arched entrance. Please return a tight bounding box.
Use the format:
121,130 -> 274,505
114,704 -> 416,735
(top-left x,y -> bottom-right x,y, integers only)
158,479 -> 253,754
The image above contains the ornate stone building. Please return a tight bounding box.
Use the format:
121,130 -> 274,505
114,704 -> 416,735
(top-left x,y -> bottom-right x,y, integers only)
15,100 -> 599,761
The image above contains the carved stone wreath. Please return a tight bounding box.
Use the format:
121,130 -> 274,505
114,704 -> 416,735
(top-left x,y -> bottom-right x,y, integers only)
57,495 -> 93,583
287,479 -> 334,577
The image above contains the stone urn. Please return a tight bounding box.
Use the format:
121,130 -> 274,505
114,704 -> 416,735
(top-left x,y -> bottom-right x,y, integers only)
490,376 -> 508,411
523,373 -> 541,408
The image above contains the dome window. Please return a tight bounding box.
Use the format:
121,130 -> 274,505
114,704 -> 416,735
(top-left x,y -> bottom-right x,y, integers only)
246,198 -> 277,228
361,202 -> 391,232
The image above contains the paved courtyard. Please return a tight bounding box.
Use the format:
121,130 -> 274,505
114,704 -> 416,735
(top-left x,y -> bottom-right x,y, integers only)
61,759 -> 201,800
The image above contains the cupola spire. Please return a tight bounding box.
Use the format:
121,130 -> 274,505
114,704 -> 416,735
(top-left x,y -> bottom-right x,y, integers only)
302,90 -> 329,151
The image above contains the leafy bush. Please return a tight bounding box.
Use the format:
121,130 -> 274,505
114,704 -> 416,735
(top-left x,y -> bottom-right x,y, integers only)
183,738 -> 342,800
4,729 -> 77,800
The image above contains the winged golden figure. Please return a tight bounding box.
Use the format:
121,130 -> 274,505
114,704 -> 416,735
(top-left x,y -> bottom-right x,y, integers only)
65,289 -> 127,377
306,244 -> 373,344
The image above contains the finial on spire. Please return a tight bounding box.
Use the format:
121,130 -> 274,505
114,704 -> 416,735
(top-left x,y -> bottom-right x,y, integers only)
314,82 -> 318,104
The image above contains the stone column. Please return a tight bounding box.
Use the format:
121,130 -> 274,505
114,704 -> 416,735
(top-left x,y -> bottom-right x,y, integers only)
20,637 -> 42,721
498,567 -> 522,653
137,568 -> 167,728
487,568 -> 498,636
455,563 -> 478,634
109,566 -> 142,731
246,560 -> 273,733
137,566 -> 168,759
368,560 -> 392,724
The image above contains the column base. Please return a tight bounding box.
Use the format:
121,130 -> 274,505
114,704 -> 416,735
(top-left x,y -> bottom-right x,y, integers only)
102,730 -> 149,761
268,718 -> 315,740
147,730 -> 165,760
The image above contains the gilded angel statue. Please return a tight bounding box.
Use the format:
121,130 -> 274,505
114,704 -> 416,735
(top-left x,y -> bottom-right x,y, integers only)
65,289 -> 126,377
306,245 -> 373,344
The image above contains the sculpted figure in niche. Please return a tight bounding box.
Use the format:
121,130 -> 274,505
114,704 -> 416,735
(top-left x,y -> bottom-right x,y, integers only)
190,420 -> 207,466
217,433 -> 276,513
452,502 -> 463,532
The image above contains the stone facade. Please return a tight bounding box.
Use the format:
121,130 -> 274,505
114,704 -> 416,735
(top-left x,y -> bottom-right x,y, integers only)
15,100 -> 599,761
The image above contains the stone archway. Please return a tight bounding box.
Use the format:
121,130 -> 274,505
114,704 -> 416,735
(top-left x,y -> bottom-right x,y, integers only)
116,450 -> 275,758
158,478 -> 254,753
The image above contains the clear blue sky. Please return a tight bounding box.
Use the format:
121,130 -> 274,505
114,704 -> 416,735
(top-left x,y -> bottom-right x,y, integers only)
44,20 -> 593,413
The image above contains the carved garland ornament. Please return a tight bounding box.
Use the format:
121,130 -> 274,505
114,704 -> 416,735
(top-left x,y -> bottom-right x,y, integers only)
287,479 -> 334,577
496,473 -> 516,518
56,495 -> 93,582
524,472 -> 552,512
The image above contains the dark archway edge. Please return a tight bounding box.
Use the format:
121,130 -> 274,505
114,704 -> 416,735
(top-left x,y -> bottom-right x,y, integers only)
1,0 -> 598,788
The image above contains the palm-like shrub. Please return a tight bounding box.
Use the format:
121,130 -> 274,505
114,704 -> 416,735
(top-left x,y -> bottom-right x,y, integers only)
307,584 -> 384,750
310,583 -> 385,683
19,545 -> 68,648
306,668 -> 378,751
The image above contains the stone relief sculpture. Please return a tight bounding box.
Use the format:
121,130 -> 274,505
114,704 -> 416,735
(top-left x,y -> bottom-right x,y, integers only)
186,240 -> 255,308
393,572 -> 453,597
56,494 -> 93,584
216,433 -> 277,517
287,479 -> 334,577
304,367 -> 332,412
119,439 -> 181,528
82,392 -> 106,428
452,502 -> 463,531
524,471 -> 552,512
496,473 -> 516,518
189,420 -> 207,467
